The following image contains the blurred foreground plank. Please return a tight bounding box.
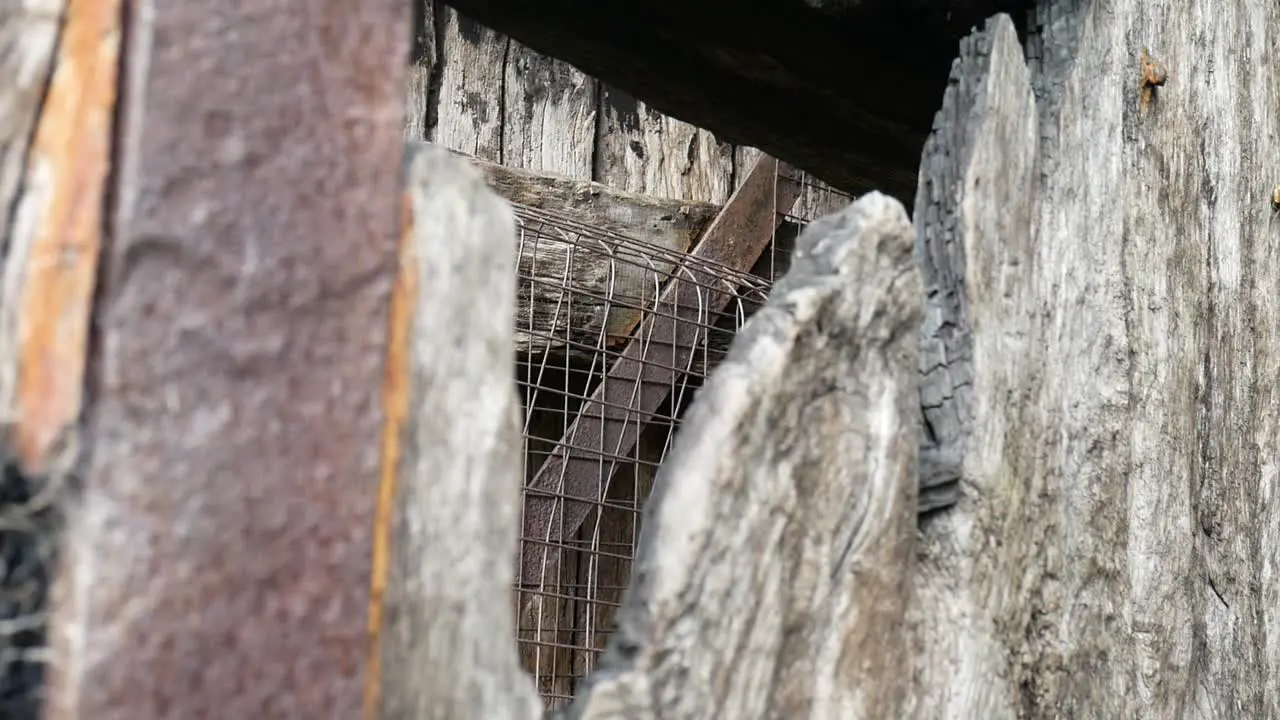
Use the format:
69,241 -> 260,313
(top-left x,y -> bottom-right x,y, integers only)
40,1 -> 409,717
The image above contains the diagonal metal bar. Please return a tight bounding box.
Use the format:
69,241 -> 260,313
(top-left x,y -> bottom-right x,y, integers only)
520,156 -> 803,590
43,1 -> 408,717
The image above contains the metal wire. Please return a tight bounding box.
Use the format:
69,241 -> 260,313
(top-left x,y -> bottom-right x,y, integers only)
513,165 -> 852,709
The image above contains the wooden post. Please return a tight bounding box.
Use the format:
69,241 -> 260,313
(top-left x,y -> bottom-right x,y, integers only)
17,0 -> 410,717
375,142 -> 542,720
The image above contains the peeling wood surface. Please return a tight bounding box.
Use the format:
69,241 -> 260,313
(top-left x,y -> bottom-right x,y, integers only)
908,9 -> 1280,717
567,193 -> 921,718
43,1 -> 408,717
377,143 -> 542,720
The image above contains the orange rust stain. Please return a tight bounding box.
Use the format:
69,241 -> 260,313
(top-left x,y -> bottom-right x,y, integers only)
15,0 -> 123,473
363,191 -> 417,720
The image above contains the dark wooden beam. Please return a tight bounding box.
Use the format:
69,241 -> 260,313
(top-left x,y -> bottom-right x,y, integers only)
439,0 -> 1034,202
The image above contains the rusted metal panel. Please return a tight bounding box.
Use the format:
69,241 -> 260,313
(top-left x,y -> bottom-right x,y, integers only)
43,1 -> 408,717
520,156 -> 803,589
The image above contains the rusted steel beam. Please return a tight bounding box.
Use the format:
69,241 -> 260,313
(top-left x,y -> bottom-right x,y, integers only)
520,156 -> 803,590
43,1 -> 408,718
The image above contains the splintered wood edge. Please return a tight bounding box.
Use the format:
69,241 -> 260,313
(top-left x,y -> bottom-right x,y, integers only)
11,0 -> 122,475
363,189 -> 418,720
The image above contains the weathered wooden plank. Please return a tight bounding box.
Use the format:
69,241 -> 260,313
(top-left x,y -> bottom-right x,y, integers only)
42,1 -> 408,717
467,150 -> 719,248
434,6 -> 506,161
442,148 -> 720,356
566,192 -> 921,718
909,8 -> 1280,716
594,84 -> 736,204
519,156 -> 802,591
377,141 -> 542,720
440,0 -> 1037,200
503,42 -> 597,178
404,0 -> 437,142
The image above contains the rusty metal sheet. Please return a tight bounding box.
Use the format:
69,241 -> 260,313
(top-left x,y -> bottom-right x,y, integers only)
43,0 -> 408,717
520,156 -> 803,590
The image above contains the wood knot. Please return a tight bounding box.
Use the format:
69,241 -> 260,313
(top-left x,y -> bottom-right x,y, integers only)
1140,48 -> 1167,113
1271,184 -> 1280,212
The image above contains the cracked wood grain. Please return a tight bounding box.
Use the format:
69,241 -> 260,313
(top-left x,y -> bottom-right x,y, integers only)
565,192 -> 921,719
907,8 -> 1280,717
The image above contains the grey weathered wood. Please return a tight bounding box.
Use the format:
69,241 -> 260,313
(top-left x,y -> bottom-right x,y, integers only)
594,84 -> 736,203
415,2 -> 780,207
448,149 -> 721,354
434,8 -> 506,162
565,192 -> 921,718
440,0 -> 1036,200
908,9 -> 1280,717
379,143 -> 542,720
404,0 -> 437,142
503,41 -> 597,177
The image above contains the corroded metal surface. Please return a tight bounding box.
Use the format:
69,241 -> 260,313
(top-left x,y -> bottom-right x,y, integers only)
44,0 -> 408,716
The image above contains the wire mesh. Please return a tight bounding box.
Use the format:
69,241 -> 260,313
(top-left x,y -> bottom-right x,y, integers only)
512,165 -> 852,709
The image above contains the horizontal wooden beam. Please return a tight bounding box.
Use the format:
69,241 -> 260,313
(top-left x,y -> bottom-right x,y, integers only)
438,146 -> 722,356
439,0 -> 1035,202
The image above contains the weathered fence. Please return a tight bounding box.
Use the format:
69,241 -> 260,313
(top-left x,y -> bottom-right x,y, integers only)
2,0 -> 1279,717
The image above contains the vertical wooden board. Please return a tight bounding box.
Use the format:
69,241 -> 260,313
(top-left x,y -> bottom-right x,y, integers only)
378,142 -> 541,720
910,6 -> 1280,716
433,6 -> 506,161
594,84 -> 735,204
405,0 -> 437,142
732,146 -> 763,191
569,193 -> 922,719
502,42 -> 596,178
43,0 -> 408,717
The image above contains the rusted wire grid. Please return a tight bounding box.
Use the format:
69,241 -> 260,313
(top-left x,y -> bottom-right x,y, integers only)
511,160 -> 855,706
513,206 -> 768,704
